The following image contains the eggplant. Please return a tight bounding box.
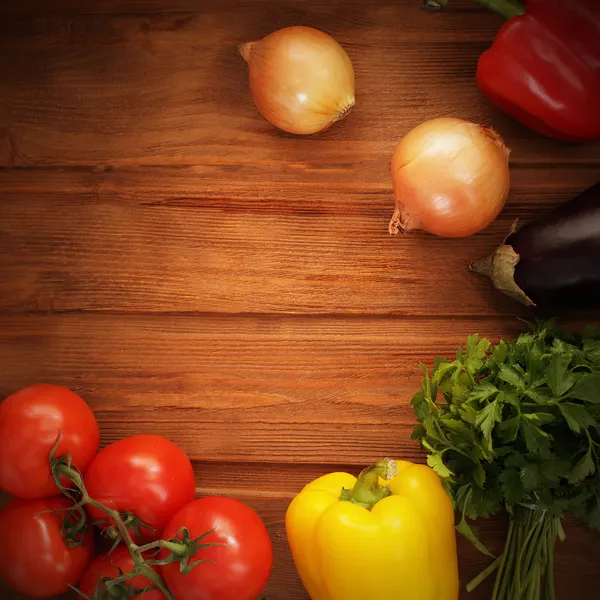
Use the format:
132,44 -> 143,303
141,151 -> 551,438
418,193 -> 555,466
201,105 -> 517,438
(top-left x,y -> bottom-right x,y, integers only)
470,181 -> 600,309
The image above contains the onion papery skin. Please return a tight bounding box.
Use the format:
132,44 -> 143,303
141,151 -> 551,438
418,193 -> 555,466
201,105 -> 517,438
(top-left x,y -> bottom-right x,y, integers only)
389,117 -> 511,238
240,26 -> 355,135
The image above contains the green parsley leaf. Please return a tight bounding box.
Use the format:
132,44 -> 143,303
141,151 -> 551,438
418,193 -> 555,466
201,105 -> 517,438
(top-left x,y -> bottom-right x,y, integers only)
570,373 -> 600,403
456,517 -> 494,558
498,363 -> 523,389
583,339 -> 600,364
546,354 -> 575,396
410,424 -> 426,440
426,452 -> 453,478
469,381 -> 499,402
568,447 -> 596,484
475,399 -> 502,440
498,416 -> 520,443
465,335 -> 491,375
460,404 -> 478,425
520,462 -> 542,492
498,390 -> 519,406
492,339 -> 508,364
432,360 -> 457,385
559,403 -> 596,434
439,414 -> 473,439
499,467 -> 524,505
522,412 -> 555,425
525,388 -> 553,405
411,391 -> 431,421
519,414 -> 550,455
473,463 -> 486,488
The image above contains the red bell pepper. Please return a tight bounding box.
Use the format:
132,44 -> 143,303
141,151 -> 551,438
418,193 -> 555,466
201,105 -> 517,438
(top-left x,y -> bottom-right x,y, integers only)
428,0 -> 600,143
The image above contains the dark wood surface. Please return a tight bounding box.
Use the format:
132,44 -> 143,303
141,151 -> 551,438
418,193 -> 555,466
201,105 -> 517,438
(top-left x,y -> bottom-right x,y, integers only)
1,1 -> 599,598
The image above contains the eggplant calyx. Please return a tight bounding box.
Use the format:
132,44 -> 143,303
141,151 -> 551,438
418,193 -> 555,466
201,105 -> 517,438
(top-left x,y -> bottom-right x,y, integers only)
470,244 -> 536,307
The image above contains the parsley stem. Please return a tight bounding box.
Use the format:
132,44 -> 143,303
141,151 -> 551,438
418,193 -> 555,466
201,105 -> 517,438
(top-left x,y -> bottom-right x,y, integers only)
544,520 -> 556,600
485,510 -> 561,600
513,513 -> 524,591
466,553 -> 502,592
498,517 -> 520,600
489,519 -> 514,600
518,512 -> 545,593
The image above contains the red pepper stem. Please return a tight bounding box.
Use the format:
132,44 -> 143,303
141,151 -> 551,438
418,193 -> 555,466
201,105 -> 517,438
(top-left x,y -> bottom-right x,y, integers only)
475,0 -> 525,20
339,458 -> 398,510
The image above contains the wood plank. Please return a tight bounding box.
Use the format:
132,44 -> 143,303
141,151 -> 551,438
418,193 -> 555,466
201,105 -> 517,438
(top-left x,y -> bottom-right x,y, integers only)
0,0 -> 497,17
1,7 -> 599,168
1,313 -> 596,464
0,313 -> 516,463
2,1 -> 600,599
2,167 -> 600,316
1,483 -> 599,600
0,0 -> 503,40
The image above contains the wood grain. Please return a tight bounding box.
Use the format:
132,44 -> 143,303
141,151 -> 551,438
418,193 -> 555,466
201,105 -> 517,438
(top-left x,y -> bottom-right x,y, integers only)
0,313 -> 527,463
1,0 -> 600,599
2,166 -> 600,316
1,4 -> 600,168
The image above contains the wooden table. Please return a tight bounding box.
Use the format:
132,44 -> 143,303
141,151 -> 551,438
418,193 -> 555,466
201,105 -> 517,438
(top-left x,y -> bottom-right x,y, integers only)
1,1 -> 599,598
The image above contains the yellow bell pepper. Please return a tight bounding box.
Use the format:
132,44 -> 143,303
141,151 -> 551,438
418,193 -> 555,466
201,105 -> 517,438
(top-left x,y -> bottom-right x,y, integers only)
285,458 -> 459,600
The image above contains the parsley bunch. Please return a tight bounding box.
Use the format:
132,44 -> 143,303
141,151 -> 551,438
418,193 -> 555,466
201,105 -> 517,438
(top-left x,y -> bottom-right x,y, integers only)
411,322 -> 600,600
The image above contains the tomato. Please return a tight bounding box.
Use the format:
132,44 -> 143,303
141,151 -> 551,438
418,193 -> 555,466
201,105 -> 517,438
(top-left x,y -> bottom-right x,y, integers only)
160,497 -> 273,600
84,434 -> 196,542
0,384 -> 100,499
0,496 -> 94,598
79,545 -> 166,600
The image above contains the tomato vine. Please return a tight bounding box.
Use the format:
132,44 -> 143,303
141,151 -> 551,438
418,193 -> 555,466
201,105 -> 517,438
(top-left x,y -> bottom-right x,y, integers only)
48,437 -> 218,600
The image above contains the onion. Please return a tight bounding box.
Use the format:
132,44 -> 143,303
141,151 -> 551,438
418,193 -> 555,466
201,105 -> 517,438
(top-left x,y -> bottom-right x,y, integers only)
239,26 -> 355,135
388,117 -> 511,238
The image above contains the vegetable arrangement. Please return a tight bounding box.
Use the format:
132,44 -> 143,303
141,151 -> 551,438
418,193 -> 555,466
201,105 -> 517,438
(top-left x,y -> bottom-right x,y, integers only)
0,384 -> 273,600
2,1 -> 600,600
412,323 -> 600,600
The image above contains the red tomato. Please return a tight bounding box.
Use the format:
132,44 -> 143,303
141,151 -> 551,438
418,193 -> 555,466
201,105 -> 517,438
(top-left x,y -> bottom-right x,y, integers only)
160,497 -> 273,600
0,383 -> 100,499
0,496 -> 94,598
84,434 -> 196,542
79,545 -> 166,600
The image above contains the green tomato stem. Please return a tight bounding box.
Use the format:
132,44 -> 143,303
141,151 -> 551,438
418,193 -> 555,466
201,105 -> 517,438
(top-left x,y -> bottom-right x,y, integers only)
136,539 -> 188,556
57,463 -> 176,600
137,563 -> 176,600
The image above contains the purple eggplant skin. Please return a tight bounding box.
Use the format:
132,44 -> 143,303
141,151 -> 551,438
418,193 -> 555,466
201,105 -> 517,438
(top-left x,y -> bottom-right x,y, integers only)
470,181 -> 600,310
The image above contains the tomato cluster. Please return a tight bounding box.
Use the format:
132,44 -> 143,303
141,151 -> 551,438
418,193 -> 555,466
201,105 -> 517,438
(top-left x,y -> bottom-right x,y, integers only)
0,384 -> 273,600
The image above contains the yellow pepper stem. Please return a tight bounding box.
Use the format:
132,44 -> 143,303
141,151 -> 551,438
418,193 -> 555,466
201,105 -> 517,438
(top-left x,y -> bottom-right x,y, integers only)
339,458 -> 399,510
